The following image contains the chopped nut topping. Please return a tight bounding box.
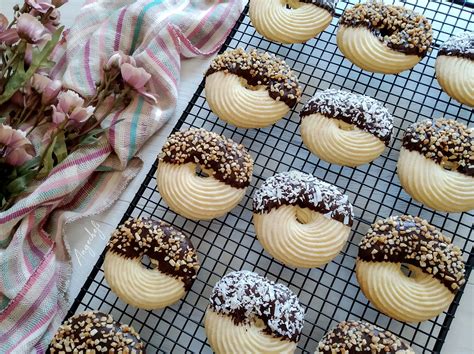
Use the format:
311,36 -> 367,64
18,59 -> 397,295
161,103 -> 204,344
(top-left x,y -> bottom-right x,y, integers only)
107,217 -> 200,290
402,118 -> 473,177
159,128 -> 254,188
50,311 -> 144,353
317,320 -> 414,354
358,215 -> 466,293
340,2 -> 433,57
206,48 -> 302,107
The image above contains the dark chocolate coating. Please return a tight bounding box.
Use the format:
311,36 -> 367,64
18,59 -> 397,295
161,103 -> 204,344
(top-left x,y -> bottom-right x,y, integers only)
107,218 -> 199,291
159,128 -> 253,189
300,89 -> 393,145
299,0 -> 337,14
339,2 -> 432,57
209,270 -> 305,342
438,31 -> 474,60
402,118 -> 473,177
49,311 -> 145,353
358,215 -> 466,293
253,171 -> 354,226
205,48 -> 302,108
317,320 -> 413,354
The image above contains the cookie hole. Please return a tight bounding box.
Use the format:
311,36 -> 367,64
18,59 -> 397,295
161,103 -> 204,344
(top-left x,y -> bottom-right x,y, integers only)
400,263 -> 417,278
441,161 -> 458,172
336,120 -> 355,131
141,255 -> 158,270
283,0 -> 301,10
295,208 -> 311,224
195,165 -> 210,178
238,77 -> 266,92
254,318 -> 266,329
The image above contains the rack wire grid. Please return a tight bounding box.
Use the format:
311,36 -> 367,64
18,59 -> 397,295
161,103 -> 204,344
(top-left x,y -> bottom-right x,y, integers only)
66,1 -> 473,353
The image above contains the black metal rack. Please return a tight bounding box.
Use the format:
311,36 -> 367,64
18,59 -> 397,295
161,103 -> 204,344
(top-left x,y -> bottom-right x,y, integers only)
66,1 -> 473,353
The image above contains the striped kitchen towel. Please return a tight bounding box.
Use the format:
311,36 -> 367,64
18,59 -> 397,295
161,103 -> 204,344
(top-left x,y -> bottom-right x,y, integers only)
0,0 -> 243,352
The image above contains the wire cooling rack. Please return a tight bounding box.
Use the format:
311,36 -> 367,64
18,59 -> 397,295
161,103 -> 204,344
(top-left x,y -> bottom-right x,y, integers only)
66,1 -> 473,353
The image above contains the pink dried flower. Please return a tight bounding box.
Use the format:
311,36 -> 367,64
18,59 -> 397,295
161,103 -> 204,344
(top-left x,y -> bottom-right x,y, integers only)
121,63 -> 157,104
43,8 -> 61,33
17,13 -> 51,44
0,28 -> 20,45
26,0 -> 54,14
121,63 -> 151,91
105,51 -> 136,70
32,74 -> 62,104
0,13 -> 8,31
42,79 -> 62,105
52,90 -> 94,126
52,0 -> 68,7
0,125 -> 35,166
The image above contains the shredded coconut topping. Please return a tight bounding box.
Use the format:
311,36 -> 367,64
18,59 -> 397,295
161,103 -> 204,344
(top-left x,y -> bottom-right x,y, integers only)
299,0 -> 338,13
301,89 -> 393,145
438,31 -> 474,59
253,171 -> 353,225
317,320 -> 413,354
209,270 -> 305,342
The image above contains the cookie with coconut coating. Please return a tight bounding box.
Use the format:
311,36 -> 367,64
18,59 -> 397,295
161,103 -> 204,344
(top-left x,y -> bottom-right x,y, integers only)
300,89 -> 393,166
205,270 -> 305,354
436,32 -> 474,107
253,171 -> 353,268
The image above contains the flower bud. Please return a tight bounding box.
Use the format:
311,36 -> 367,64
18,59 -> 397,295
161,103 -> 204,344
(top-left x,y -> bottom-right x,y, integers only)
17,13 -> 51,44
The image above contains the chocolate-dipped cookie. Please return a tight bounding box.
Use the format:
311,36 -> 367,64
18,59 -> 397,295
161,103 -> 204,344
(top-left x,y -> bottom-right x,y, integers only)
337,2 -> 433,74
157,128 -> 254,220
436,31 -> 474,107
356,215 -> 466,322
316,320 -> 414,354
204,48 -> 302,128
50,311 -> 145,353
253,171 -> 353,268
204,270 -> 305,353
300,89 -> 393,167
250,0 -> 337,44
104,217 -> 199,310
397,118 -> 474,212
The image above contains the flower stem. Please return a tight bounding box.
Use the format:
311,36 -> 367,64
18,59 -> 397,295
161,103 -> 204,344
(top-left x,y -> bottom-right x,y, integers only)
26,104 -> 46,136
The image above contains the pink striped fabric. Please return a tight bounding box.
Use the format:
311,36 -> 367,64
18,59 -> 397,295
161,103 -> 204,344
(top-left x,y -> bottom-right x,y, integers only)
0,0 -> 242,352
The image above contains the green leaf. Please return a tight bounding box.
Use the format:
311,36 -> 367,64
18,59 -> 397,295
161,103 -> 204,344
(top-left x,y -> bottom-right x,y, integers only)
53,131 -> 68,164
0,27 -> 64,105
77,128 -> 106,148
0,117 -> 7,124
16,156 -> 40,175
6,170 -> 36,194
37,135 -> 57,179
95,165 -> 115,172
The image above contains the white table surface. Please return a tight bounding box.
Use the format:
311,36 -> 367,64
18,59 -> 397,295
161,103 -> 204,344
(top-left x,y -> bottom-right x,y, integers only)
1,1 -> 473,353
